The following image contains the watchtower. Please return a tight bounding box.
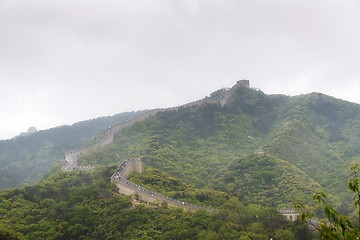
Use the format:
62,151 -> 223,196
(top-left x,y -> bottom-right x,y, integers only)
279,208 -> 301,221
236,80 -> 250,88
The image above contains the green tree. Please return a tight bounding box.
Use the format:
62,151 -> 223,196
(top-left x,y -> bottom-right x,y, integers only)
298,164 -> 360,239
274,229 -> 295,240
348,164 -> 360,231
0,224 -> 25,240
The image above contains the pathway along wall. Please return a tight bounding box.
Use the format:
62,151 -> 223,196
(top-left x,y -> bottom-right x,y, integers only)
63,110 -> 153,171
62,90 -> 237,209
111,158 -> 205,211
62,82 -> 299,216
63,108 -> 210,211
63,96 -> 212,171
63,82 -> 250,171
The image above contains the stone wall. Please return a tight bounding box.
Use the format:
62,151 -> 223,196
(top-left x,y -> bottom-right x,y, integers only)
236,79 -> 250,88
63,82 -> 248,208
63,96 -> 215,172
111,158 -> 205,211
278,208 -> 301,221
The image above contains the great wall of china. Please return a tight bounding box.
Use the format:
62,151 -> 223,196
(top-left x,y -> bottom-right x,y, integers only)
63,80 -> 250,210
111,158 -> 205,211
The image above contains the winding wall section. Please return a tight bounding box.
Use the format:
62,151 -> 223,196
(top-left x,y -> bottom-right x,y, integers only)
62,85 -> 244,209
111,158 -> 204,211
62,101 -> 212,210
63,96 -> 216,172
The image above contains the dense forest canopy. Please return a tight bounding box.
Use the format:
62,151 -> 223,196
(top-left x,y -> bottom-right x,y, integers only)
0,166 -> 312,239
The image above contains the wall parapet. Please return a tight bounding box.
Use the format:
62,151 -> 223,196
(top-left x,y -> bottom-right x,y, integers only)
62,81 -> 250,210
111,158 -> 206,211
279,208 -> 301,221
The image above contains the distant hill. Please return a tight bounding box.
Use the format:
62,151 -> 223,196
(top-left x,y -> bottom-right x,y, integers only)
0,111 -> 146,190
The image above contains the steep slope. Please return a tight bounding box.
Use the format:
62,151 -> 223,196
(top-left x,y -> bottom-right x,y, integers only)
222,88 -> 360,204
78,102 -> 264,187
211,153 -> 323,207
78,85 -> 360,210
262,93 -> 360,197
4,82 -> 360,212
4,82 -> 360,238
263,117 -> 339,184
0,111 -> 145,190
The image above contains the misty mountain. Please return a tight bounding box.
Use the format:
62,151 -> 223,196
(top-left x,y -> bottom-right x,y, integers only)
1,83 -> 360,238
77,85 -> 360,209
0,111 -> 146,190
18,127 -> 38,137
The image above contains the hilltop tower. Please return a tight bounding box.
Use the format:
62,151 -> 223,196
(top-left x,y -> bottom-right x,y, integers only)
236,80 -> 250,88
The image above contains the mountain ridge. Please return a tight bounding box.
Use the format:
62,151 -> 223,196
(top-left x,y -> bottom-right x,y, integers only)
0,111 -> 146,190
2,81 -> 360,239
73,83 -> 360,209
2,81 -> 360,206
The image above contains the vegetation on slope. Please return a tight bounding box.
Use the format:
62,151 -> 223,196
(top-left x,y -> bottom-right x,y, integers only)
297,164 -> 360,239
79,102 -> 263,187
80,86 -> 360,211
262,93 -> 360,206
0,111 -> 145,190
211,153 -> 323,207
3,83 -> 360,238
128,167 -> 230,207
0,166 -> 312,240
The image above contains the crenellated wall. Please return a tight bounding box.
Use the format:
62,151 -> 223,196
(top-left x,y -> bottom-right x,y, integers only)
111,158 -> 205,211
113,158 -> 142,179
278,208 -> 301,221
63,97 -> 213,172
62,81 -> 249,210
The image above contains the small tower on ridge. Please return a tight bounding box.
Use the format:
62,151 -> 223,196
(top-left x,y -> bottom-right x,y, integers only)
236,80 -> 250,88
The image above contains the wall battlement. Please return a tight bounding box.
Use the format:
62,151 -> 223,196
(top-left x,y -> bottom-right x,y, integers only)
62,80 -> 250,211
111,158 -> 205,211
279,208 -> 301,221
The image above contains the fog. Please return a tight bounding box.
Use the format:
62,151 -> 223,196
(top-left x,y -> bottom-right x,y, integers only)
1,0 -> 359,139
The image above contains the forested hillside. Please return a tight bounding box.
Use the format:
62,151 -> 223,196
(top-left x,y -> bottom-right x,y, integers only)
0,166 -> 311,239
2,83 -> 360,239
74,86 -> 360,214
0,111 -> 145,190
212,153 -> 323,207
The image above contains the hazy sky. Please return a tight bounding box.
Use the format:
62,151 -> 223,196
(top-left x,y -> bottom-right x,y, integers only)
1,0 -> 360,139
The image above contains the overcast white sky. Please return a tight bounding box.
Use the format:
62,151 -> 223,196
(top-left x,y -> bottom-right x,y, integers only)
1,0 -> 360,139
